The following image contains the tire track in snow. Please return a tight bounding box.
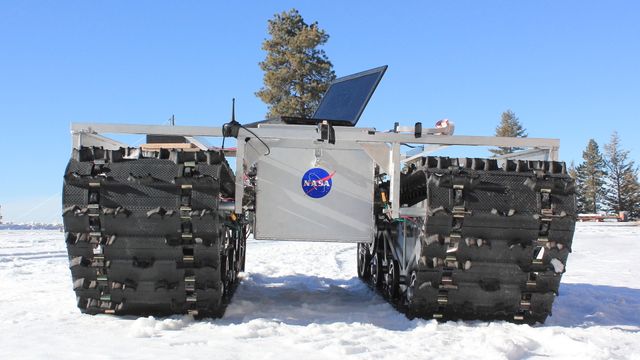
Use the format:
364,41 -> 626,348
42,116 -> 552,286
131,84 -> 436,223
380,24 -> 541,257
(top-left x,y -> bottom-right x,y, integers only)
333,244 -> 356,276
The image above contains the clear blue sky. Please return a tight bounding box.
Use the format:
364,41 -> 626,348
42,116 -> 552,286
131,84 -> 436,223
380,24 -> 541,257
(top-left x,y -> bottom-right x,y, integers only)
1,1 -> 638,223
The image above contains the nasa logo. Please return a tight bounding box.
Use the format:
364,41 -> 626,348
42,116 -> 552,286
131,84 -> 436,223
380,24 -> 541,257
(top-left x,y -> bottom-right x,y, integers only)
301,168 -> 335,199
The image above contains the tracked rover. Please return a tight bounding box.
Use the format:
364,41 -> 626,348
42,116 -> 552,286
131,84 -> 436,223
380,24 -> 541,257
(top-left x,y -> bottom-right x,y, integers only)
63,66 -> 576,323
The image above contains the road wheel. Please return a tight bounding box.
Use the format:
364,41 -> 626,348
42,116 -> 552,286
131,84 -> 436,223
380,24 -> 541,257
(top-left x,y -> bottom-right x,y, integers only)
357,243 -> 371,279
406,270 -> 417,306
387,259 -> 400,298
371,252 -> 383,287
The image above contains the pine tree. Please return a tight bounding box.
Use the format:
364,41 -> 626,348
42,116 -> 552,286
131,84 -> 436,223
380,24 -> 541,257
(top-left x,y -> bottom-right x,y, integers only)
622,171 -> 640,219
256,9 -> 335,118
568,161 -> 587,213
489,109 -> 528,155
575,139 -> 607,213
603,132 -> 640,217
568,161 -> 578,179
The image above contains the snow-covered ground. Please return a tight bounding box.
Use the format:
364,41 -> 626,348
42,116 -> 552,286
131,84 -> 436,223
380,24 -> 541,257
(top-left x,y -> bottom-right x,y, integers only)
1,223 -> 639,359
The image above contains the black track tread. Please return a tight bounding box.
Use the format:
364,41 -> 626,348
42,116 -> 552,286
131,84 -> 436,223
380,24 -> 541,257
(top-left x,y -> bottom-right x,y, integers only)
63,146 -> 241,318
375,156 -> 576,324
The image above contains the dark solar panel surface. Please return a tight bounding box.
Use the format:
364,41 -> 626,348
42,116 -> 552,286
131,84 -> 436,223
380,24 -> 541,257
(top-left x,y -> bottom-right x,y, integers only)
313,66 -> 386,125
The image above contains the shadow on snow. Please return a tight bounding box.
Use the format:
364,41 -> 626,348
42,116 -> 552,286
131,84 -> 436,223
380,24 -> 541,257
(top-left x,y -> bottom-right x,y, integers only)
219,273 -> 414,330
546,282 -> 640,328
219,273 -> 640,329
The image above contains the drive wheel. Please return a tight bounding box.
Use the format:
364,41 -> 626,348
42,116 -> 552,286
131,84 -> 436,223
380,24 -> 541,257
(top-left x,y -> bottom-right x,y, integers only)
357,243 -> 371,279
386,259 -> 400,299
370,252 -> 383,287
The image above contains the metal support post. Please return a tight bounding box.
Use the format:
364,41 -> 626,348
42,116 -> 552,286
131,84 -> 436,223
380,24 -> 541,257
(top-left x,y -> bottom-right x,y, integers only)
234,135 -> 245,214
389,142 -> 401,219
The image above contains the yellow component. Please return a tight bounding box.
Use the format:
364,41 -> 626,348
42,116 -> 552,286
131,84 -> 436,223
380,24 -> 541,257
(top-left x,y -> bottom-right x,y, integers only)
230,213 -> 237,221
381,191 -> 387,203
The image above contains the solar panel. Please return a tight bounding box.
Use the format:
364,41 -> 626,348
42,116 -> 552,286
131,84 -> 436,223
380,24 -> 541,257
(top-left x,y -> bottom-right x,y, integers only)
312,65 -> 387,126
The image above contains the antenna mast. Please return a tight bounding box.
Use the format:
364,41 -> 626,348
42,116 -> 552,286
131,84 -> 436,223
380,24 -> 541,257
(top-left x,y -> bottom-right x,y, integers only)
231,98 -> 236,122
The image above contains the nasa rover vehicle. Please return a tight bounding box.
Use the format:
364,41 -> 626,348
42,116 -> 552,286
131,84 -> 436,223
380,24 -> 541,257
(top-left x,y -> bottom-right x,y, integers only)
62,66 -> 576,323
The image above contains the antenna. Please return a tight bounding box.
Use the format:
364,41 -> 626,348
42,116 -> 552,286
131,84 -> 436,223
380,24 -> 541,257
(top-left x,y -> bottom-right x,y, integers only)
222,98 -> 240,139
231,98 -> 236,123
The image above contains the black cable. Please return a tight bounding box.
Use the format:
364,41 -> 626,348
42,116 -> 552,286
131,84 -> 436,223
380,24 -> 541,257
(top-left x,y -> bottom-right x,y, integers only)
401,143 -> 417,148
239,124 -> 271,156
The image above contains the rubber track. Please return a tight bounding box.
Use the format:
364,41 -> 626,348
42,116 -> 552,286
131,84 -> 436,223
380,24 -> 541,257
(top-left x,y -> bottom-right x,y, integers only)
62,146 -> 240,318
375,156 -> 575,324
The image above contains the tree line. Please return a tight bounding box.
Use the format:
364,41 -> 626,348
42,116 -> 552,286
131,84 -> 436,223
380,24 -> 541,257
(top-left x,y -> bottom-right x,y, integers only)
569,134 -> 640,217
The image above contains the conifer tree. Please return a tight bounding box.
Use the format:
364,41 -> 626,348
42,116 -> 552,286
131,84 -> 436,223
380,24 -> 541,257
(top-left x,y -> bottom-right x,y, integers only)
622,171 -> 640,218
490,109 -> 528,155
256,9 -> 335,118
603,132 -> 640,217
568,162 -> 587,213
575,139 -> 607,213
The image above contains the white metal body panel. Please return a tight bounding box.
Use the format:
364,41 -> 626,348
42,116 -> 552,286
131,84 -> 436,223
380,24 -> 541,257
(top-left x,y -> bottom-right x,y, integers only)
254,141 -> 374,243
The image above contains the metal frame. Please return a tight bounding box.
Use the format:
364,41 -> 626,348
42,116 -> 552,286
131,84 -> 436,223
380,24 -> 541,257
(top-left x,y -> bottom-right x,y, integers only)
71,122 -> 560,219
